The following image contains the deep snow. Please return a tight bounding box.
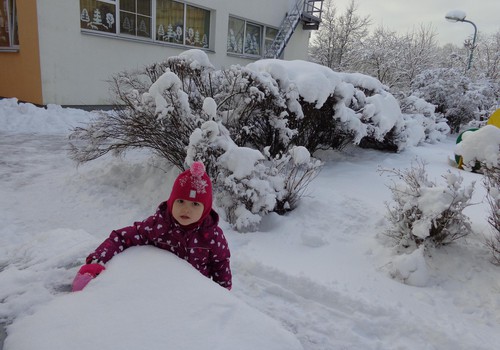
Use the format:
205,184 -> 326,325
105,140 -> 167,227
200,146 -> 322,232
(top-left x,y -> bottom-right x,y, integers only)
0,98 -> 499,350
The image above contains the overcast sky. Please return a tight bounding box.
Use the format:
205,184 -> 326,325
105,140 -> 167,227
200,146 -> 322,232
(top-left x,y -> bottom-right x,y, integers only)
330,0 -> 499,45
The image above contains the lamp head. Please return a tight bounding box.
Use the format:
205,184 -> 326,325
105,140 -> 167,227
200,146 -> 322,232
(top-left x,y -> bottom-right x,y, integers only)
445,10 -> 466,22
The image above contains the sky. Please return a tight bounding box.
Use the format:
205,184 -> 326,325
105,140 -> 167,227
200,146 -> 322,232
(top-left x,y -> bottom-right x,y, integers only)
331,0 -> 500,46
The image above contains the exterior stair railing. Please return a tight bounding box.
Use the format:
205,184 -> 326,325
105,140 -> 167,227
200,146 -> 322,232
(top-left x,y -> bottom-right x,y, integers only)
264,0 -> 323,59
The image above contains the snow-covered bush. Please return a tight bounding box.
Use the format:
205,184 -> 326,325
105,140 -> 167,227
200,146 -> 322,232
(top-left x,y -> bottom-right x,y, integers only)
410,68 -> 498,133
69,53 -> 209,170
69,49 -> 449,230
380,160 -> 475,249
398,95 -> 450,144
186,119 -> 322,231
248,60 -> 448,153
483,163 -> 500,264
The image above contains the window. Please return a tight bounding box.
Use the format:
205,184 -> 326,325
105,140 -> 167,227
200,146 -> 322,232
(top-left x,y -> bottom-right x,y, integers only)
156,0 -> 184,43
264,27 -> 278,54
185,5 -> 209,48
227,16 -> 264,57
156,0 -> 209,48
0,0 -> 19,49
80,0 -> 117,34
80,0 -> 211,48
227,17 -> 244,54
119,0 -> 151,38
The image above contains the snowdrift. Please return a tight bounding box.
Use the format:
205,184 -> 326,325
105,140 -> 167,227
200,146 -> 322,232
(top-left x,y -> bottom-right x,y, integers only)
4,247 -> 302,350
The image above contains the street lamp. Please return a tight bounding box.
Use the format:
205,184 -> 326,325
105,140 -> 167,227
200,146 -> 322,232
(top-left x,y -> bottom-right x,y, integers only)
445,10 -> 477,71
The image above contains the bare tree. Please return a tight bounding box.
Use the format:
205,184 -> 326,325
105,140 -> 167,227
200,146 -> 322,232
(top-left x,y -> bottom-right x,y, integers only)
351,25 -> 404,88
309,0 -> 371,71
474,30 -> 500,83
397,24 -> 439,92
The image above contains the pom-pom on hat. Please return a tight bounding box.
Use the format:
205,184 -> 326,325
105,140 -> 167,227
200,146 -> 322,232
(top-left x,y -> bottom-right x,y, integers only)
167,161 -> 213,224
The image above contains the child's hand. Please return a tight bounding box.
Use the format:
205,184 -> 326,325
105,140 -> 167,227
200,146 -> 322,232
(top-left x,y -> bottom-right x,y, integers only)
71,263 -> 106,292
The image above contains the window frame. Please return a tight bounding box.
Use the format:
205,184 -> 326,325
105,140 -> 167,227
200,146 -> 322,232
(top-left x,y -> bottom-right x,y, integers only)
227,15 -> 277,59
0,0 -> 19,52
79,0 -> 213,50
118,0 -> 152,38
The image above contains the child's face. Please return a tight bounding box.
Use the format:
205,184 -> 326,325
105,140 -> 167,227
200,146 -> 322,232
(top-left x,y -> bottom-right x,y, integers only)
171,199 -> 204,226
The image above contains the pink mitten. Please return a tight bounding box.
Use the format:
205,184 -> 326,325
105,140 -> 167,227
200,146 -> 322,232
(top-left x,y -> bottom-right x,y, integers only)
72,264 -> 105,292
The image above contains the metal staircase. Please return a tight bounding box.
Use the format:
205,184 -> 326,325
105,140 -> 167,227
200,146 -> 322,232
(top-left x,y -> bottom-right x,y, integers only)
264,0 -> 323,59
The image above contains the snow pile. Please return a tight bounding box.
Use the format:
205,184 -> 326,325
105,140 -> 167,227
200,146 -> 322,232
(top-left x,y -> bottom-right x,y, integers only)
4,247 -> 302,350
388,246 -> 429,287
0,98 -> 92,134
455,125 -> 500,168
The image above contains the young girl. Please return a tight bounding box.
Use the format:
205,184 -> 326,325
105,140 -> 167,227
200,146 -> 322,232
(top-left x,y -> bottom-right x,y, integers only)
72,162 -> 232,291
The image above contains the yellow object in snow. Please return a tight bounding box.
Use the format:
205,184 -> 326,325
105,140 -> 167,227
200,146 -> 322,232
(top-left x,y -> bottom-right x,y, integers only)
487,108 -> 500,128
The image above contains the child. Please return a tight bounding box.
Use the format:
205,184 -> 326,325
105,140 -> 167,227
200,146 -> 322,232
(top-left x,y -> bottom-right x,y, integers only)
72,162 -> 232,291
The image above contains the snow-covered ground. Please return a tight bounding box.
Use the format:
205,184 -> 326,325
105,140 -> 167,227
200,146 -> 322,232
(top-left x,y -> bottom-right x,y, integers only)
0,98 -> 499,349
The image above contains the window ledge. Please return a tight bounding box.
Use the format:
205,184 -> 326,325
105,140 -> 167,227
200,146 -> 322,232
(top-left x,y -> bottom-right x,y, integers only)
226,52 -> 262,61
80,30 -> 214,53
0,47 -> 20,53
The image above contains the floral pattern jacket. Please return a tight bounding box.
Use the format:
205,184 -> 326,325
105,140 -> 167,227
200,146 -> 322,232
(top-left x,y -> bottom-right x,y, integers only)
86,201 -> 232,290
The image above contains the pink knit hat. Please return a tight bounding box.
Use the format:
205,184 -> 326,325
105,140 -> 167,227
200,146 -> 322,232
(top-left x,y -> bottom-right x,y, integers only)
167,162 -> 213,223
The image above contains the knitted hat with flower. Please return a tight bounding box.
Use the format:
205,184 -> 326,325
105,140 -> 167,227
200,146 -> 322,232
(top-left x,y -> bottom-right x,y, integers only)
167,161 -> 213,224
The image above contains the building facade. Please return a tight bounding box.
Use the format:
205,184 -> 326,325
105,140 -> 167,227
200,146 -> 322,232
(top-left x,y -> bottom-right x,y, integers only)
0,0 -> 322,107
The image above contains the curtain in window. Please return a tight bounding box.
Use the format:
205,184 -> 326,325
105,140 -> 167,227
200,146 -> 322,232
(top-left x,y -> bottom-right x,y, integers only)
185,5 -> 209,48
1,0 -> 18,47
156,0 -> 184,43
227,16 -> 244,54
245,22 -> 261,55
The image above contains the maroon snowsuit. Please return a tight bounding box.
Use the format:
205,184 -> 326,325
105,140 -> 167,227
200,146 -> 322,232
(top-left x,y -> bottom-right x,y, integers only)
86,201 -> 232,290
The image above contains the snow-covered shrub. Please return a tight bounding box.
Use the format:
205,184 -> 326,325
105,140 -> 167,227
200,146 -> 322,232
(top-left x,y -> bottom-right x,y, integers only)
69,52 -> 213,169
380,160 -> 475,249
398,95 -> 450,144
483,161 -> 500,264
247,60 -> 447,153
186,120 -> 322,231
69,49 -> 448,231
410,68 -> 498,133
270,146 -> 323,214
480,144 -> 500,265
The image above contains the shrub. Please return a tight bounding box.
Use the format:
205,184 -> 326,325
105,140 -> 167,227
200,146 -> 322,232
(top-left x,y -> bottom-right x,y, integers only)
68,50 -> 449,231
410,68 -> 498,133
483,163 -> 500,264
380,160 -> 475,249
186,120 -> 322,231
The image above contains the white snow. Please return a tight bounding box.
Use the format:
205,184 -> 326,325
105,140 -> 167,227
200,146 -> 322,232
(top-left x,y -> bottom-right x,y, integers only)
455,125 -> 500,169
247,59 -> 342,109
1,94 -> 499,350
179,49 -> 215,70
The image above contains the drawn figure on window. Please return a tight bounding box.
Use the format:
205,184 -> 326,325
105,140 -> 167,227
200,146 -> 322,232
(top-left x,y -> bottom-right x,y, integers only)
186,27 -> 195,45
227,28 -> 237,52
245,33 -> 260,55
82,8 -> 114,32
106,13 -> 114,29
80,6 -> 115,32
139,19 -> 148,36
175,25 -> 183,43
202,34 -> 208,48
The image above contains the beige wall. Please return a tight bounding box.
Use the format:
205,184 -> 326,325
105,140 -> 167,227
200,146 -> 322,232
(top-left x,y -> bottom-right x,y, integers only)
0,0 -> 43,104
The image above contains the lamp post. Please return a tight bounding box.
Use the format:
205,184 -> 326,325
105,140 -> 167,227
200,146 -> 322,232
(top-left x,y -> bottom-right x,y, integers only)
445,10 -> 477,71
